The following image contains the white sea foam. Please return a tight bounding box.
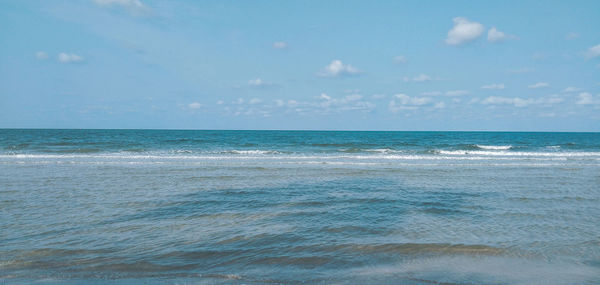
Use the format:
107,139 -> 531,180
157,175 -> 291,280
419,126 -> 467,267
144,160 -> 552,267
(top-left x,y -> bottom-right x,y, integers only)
226,150 -> 280,155
2,152 -> 599,160
364,148 -> 401,153
438,150 -> 600,157
475,145 -> 512,150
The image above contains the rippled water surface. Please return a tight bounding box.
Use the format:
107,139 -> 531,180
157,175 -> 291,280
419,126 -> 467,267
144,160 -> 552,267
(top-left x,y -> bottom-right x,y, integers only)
1,130 -> 599,284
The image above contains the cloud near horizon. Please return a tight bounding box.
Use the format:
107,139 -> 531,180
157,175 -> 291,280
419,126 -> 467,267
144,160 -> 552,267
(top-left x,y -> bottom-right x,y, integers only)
403,74 -> 431,82
482,96 -> 563,107
318,60 -> 361,77
58,53 -> 84,63
481,83 -> 505,90
528,82 -> 549,89
248,78 -> 274,88
93,0 -> 145,9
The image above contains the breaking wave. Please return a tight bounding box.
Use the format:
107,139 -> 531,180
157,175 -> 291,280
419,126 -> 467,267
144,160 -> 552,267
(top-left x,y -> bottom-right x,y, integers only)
475,145 -> 512,150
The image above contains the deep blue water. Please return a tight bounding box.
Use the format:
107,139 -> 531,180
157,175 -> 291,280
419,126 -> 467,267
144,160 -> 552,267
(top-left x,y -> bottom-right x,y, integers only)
1,129 -> 599,284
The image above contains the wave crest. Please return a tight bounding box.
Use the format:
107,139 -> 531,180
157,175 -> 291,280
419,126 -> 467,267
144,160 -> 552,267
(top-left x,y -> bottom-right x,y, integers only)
475,145 -> 512,150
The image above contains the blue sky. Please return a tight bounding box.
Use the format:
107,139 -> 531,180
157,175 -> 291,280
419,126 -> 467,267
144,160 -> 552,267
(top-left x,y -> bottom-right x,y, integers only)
1,0 -> 599,131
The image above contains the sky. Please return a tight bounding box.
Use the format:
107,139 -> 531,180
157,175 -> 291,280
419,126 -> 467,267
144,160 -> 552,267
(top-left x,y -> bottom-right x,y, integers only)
1,0 -> 599,131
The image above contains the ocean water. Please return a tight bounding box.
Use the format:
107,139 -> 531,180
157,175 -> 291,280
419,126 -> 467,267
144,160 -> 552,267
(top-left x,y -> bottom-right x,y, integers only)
1,129 -> 599,284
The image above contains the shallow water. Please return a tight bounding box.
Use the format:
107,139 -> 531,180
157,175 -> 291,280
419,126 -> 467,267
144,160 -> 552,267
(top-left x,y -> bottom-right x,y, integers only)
1,130 -> 599,284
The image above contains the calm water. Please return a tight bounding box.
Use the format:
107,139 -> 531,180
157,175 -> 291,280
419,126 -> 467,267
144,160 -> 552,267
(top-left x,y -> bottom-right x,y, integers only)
1,129 -> 599,284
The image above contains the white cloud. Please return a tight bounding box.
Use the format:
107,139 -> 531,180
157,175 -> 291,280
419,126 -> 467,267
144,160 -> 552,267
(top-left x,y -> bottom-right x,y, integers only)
394,94 -> 432,105
248,98 -> 263,104
345,94 -> 363,101
188,102 -> 202,109
544,96 -> 564,105
273,42 -> 288,49
528,82 -> 549,89
58,53 -> 83,63
487,27 -> 507,43
481,96 -> 563,107
35,51 -> 48,60
318,60 -> 360,77
248,78 -> 273,88
93,0 -> 145,9
445,17 -> 484,45
388,100 -> 416,113
393,55 -> 407,63
576,92 -> 600,105
421,90 -> 468,96
371,94 -> 387,99
388,94 -> 437,113
216,100 -> 224,105
563,87 -> 580,93
585,44 -> 600,59
445,90 -> 469,96
403,74 -> 431,82
565,32 -> 579,40
482,97 -> 532,107
287,100 -> 299,108
314,93 -> 375,113
481,83 -> 505,90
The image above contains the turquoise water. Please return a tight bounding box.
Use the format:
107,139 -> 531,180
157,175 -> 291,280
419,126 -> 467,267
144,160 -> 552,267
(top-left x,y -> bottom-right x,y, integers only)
1,130 -> 599,284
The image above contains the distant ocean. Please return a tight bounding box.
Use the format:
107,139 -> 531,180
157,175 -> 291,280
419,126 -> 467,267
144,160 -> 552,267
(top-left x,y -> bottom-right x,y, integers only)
1,129 -> 599,284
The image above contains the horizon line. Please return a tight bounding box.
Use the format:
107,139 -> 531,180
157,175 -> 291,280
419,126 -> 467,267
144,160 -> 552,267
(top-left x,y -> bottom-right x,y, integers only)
1,127 -> 599,133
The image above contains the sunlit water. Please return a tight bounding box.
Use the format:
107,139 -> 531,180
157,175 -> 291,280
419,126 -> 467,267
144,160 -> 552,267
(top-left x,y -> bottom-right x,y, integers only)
1,130 -> 599,284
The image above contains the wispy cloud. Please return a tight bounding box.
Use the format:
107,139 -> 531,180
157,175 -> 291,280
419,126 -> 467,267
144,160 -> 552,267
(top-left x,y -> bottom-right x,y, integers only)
248,78 -> 274,88
565,32 -> 579,40
93,0 -> 149,15
93,0 -> 145,9
433,102 -> 446,109
58,52 -> 84,63
563,87 -> 580,93
393,55 -> 407,64
482,96 -> 562,107
403,74 -> 431,82
481,83 -> 505,90
445,90 -> 469,96
585,44 -> 600,59
388,94 -> 438,113
421,90 -> 469,96
273,42 -> 288,49
445,17 -> 484,45
528,82 -> 549,89
318,60 -> 361,77
393,94 -> 432,105
248,98 -> 263,104
576,92 -> 600,106
35,51 -> 48,60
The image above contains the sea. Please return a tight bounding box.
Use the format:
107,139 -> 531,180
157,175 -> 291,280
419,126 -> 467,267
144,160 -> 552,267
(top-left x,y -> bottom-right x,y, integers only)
1,129 -> 599,284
